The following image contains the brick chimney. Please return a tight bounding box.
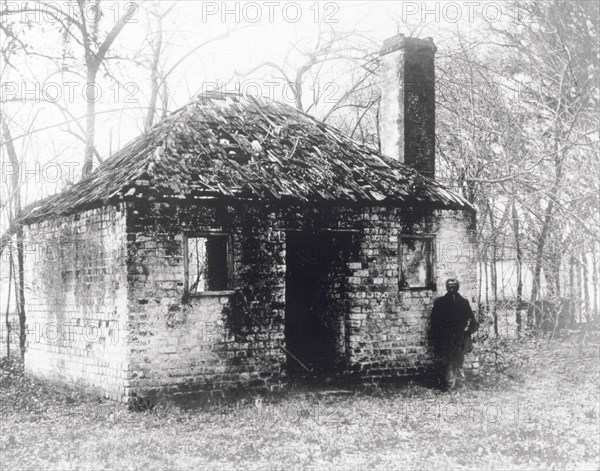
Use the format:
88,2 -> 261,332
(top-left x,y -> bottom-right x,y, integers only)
379,35 -> 436,179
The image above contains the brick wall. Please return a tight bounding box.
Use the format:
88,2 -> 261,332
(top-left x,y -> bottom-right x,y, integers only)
22,201 -> 476,400
124,201 -> 477,396
346,207 -> 478,379
23,205 -> 129,400
125,202 -> 287,400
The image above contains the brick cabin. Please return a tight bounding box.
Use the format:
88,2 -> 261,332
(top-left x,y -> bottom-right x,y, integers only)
20,35 -> 477,402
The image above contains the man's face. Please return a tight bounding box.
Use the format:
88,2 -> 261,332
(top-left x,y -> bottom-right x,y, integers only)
446,281 -> 459,294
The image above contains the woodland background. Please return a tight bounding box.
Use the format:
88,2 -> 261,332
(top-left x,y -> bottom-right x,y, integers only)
0,0 -> 599,356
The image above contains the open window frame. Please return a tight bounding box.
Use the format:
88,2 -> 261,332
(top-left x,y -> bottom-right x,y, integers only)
183,232 -> 235,297
398,234 -> 436,291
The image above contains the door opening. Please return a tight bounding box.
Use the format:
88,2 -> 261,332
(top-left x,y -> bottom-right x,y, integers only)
284,231 -> 356,379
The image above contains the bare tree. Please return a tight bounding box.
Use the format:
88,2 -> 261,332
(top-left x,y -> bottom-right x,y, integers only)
141,2 -> 241,130
1,0 -> 137,176
0,114 -> 26,356
232,27 -> 378,117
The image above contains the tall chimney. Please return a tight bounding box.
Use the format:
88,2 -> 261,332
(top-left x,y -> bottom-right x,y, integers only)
379,35 -> 436,180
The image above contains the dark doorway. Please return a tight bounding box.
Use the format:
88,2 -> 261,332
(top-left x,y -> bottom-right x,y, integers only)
285,231 -> 357,379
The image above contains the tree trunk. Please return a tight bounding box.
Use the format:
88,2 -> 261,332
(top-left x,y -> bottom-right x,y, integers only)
569,255 -> 575,327
16,225 -> 26,358
544,241 -> 562,299
488,206 -> 498,337
512,200 -> 523,335
484,250 -> 489,320
145,12 -> 163,131
582,247 -> 590,322
529,228 -> 547,325
477,241 -> 483,315
575,254 -> 583,324
593,242 -> 599,320
554,247 -> 562,297
1,115 -> 26,358
82,66 -> 98,177
5,252 -> 13,358
529,154 -> 564,324
161,80 -> 169,121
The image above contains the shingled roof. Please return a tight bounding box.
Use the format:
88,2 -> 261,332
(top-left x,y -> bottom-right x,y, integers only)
22,93 -> 472,224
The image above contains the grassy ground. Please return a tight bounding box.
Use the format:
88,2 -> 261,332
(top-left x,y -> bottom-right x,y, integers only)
1,334 -> 599,471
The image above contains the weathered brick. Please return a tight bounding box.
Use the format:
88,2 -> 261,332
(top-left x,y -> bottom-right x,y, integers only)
24,201 -> 476,400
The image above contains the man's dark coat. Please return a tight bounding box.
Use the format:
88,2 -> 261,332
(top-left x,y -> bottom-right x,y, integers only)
430,292 -> 478,367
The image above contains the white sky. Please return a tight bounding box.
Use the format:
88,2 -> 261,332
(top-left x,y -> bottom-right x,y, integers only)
1,0 -> 507,207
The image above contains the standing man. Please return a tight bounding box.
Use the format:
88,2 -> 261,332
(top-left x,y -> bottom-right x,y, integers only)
430,278 -> 479,389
